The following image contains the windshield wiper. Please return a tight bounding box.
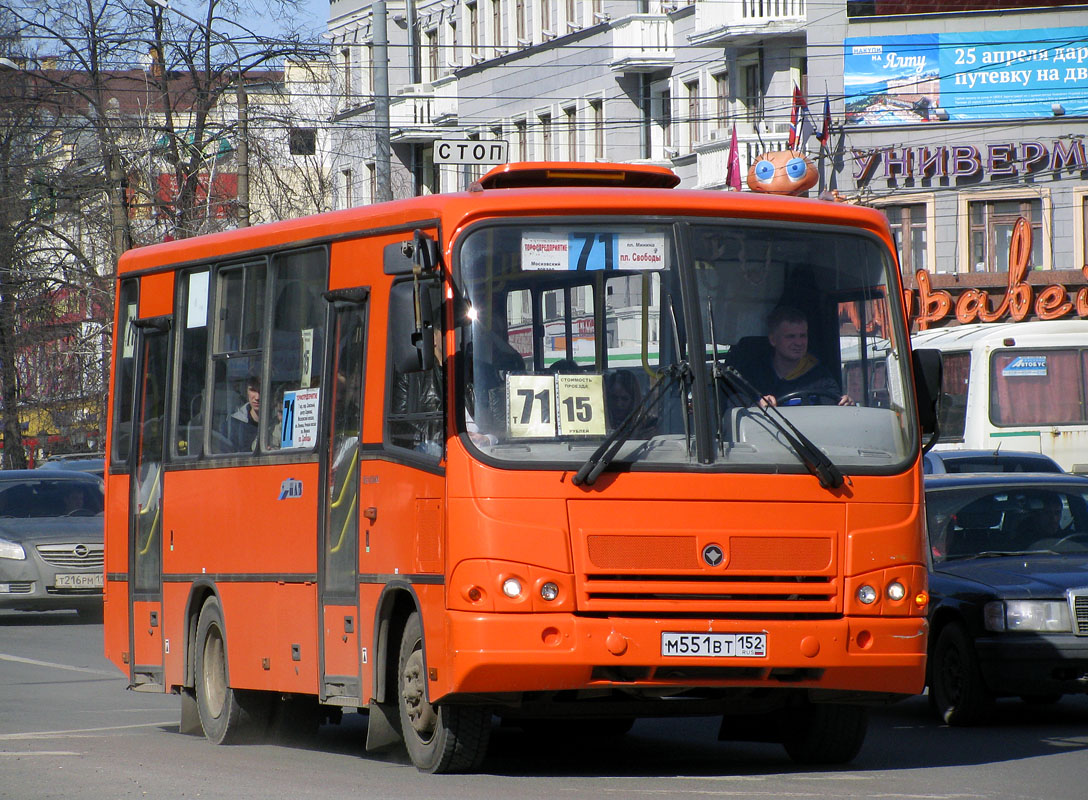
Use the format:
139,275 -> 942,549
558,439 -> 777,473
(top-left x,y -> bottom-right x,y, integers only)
715,365 -> 844,490
573,362 -> 690,487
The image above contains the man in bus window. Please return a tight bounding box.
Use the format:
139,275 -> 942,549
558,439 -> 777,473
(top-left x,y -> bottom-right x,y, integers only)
752,306 -> 852,408
222,375 -> 261,451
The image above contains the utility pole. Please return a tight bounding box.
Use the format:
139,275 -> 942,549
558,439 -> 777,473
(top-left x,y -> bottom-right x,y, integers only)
373,0 -> 392,203
143,0 -> 250,226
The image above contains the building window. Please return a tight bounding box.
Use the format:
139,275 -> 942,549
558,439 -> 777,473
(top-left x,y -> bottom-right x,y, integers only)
539,112 -> 552,160
492,0 -> 503,54
426,28 -> 439,81
342,168 -> 354,208
367,164 -> 376,203
882,203 -> 928,278
969,197 -> 1042,273
714,71 -> 729,128
685,79 -> 699,149
340,47 -> 352,103
564,105 -> 577,160
590,99 -> 603,160
449,19 -> 459,67
468,2 -> 479,57
655,86 -> 672,151
288,127 -> 316,156
741,61 -> 761,124
516,0 -> 526,42
515,118 -> 528,161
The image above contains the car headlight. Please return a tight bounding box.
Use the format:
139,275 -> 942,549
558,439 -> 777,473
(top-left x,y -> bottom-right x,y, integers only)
984,600 -> 1071,632
0,537 -> 26,560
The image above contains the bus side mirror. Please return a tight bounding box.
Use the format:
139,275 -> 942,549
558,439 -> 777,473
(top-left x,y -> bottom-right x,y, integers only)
912,347 -> 942,445
390,281 -> 441,374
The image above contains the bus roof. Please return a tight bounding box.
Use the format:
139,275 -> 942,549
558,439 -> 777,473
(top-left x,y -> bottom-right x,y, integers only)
912,319 -> 1088,350
116,165 -> 895,277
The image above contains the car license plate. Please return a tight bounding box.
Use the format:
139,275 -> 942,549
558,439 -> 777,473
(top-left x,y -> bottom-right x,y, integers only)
54,573 -> 104,589
661,632 -> 766,658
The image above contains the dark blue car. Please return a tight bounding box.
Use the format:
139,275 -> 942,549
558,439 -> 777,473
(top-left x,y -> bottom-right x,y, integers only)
924,473 -> 1088,724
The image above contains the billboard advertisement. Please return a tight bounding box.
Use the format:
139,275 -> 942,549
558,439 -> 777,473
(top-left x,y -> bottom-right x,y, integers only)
844,26 -> 1088,124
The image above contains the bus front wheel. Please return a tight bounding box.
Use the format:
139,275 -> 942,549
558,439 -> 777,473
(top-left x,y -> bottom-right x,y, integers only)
782,703 -> 868,765
396,612 -> 491,773
194,596 -> 266,744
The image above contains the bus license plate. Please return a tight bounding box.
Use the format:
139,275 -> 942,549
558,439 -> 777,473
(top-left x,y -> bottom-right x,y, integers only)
54,573 -> 104,589
661,632 -> 766,658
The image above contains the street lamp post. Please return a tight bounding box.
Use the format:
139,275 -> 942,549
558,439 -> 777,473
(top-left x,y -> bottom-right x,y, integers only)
143,0 -> 250,227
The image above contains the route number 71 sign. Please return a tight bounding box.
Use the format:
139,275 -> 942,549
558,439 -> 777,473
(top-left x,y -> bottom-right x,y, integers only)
506,373 -> 606,439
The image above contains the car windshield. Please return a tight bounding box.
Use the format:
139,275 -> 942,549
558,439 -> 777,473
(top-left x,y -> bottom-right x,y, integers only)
455,218 -> 914,474
0,479 -> 105,518
926,484 -> 1088,563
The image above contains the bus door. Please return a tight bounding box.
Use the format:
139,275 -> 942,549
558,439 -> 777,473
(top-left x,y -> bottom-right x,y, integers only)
128,318 -> 170,690
318,294 -> 368,705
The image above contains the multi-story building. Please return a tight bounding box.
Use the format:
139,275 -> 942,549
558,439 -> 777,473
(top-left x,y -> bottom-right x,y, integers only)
326,0 -> 1087,329
327,0 -> 808,200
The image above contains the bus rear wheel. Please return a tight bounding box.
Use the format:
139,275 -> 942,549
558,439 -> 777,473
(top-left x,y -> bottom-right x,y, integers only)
194,596 -> 268,744
397,612 -> 491,773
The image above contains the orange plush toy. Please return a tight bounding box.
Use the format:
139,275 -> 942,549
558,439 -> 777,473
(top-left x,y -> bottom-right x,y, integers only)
746,150 -> 818,196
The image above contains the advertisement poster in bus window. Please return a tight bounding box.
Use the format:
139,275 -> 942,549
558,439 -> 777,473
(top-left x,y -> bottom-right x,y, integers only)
281,388 -> 320,448
844,26 -> 1088,124
1001,355 -> 1048,377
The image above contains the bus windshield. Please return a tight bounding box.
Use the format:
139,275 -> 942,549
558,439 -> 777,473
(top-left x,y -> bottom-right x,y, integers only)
457,218 -> 913,474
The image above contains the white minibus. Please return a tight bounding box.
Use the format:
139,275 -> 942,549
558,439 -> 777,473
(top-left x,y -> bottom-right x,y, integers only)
912,320 -> 1088,473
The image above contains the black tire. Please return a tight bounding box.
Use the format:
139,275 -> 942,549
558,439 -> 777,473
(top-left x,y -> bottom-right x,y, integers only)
782,703 -> 868,765
397,612 -> 490,773
194,596 -> 269,744
929,623 -> 993,726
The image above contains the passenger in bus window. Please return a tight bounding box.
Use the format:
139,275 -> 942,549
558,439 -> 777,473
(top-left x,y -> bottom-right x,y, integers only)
752,306 -> 852,408
222,375 -> 261,451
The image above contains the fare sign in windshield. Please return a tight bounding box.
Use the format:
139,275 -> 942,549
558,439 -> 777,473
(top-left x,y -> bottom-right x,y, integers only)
434,139 -> 509,165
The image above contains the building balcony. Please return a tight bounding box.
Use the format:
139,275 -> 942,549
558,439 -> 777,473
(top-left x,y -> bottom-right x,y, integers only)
609,14 -> 674,74
390,80 -> 458,143
693,126 -> 792,190
691,0 -> 806,47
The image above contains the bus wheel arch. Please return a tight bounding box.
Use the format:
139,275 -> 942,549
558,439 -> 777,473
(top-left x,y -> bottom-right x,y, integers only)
371,585 -> 419,707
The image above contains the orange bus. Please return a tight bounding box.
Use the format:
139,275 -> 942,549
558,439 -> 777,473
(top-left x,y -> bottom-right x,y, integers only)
104,162 -> 941,773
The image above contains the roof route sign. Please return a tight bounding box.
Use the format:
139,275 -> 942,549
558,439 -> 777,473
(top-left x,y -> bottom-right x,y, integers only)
434,139 -> 509,165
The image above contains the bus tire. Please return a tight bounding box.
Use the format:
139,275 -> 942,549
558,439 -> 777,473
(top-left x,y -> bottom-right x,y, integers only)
929,623 -> 992,726
397,612 -> 490,773
194,596 -> 248,744
782,703 -> 868,765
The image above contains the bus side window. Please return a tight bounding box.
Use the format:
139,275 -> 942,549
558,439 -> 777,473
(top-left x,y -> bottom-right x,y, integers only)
387,281 -> 444,458
210,262 -> 266,454
264,248 -> 328,452
174,269 -> 210,457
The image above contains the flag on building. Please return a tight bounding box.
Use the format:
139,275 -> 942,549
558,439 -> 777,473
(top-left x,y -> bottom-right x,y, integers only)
817,91 -> 832,147
788,85 -> 821,151
725,124 -> 741,191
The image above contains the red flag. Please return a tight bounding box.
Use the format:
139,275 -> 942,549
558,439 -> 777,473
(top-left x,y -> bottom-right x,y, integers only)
817,92 -> 832,146
725,124 -> 741,191
787,85 -> 807,149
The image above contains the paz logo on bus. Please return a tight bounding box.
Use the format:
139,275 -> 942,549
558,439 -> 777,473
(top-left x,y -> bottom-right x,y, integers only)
278,479 -> 303,500
702,543 -> 724,567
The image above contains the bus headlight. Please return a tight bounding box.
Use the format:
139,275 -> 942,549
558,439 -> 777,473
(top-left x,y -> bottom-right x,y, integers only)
886,581 -> 906,602
540,582 -> 559,602
857,585 -> 878,605
502,577 -> 523,599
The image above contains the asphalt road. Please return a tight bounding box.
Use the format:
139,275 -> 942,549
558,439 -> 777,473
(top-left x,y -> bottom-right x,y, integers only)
2,609 -> 1087,800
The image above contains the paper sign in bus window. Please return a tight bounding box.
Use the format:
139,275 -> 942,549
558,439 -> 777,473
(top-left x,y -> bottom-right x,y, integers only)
556,374 -> 605,436
522,230 -> 668,271
506,375 -> 557,438
281,388 -> 320,449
